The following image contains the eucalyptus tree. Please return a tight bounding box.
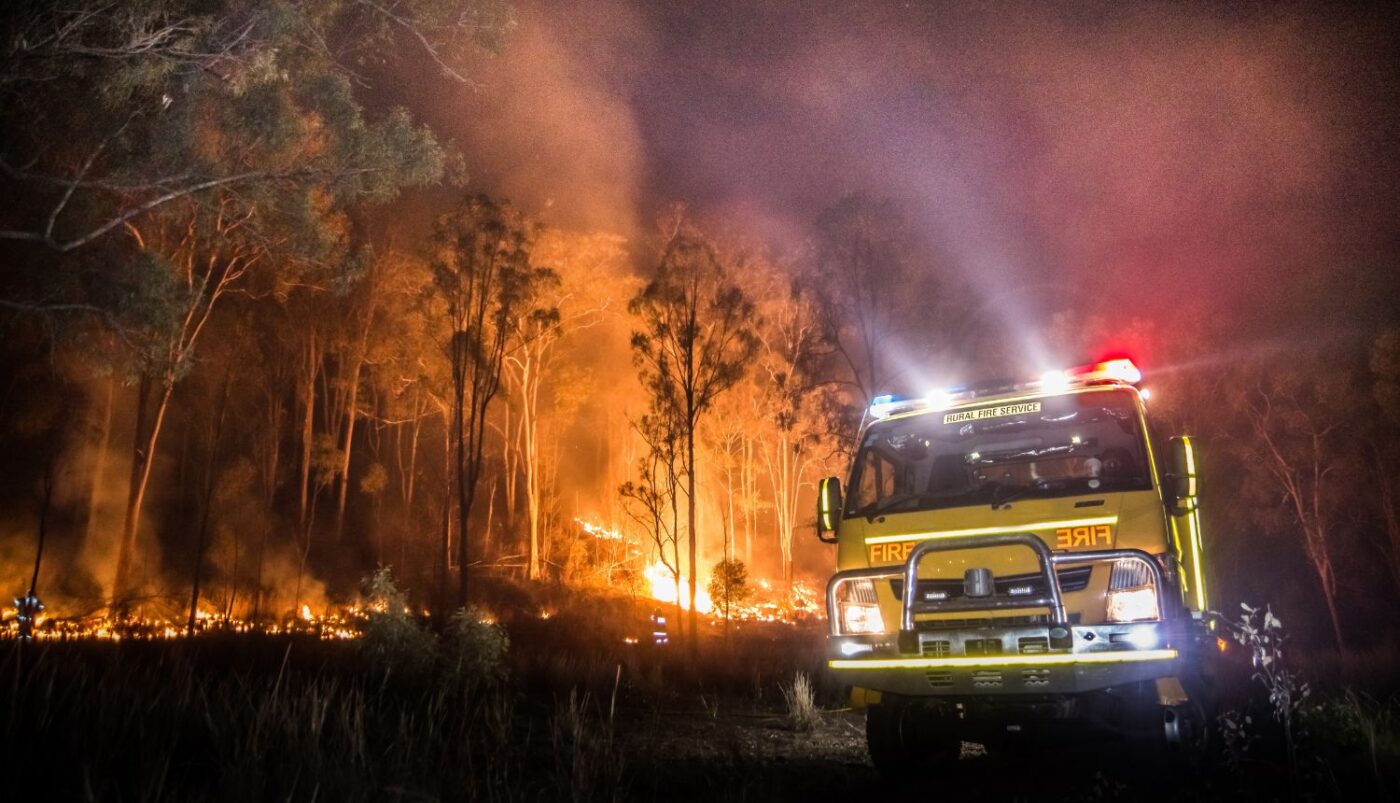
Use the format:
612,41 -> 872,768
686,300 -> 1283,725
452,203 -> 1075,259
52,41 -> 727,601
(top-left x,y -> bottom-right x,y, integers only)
630,229 -> 759,643
1230,360 -> 1361,651
431,195 -> 555,609
506,229 -> 615,580
0,0 -> 515,613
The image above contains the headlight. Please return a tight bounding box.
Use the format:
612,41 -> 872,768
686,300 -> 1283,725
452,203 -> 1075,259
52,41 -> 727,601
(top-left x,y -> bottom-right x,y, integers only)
1106,558 -> 1160,623
835,579 -> 887,635
1107,586 -> 1160,623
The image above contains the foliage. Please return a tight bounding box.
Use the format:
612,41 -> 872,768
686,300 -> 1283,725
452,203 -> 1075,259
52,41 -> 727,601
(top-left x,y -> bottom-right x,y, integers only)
707,558 -> 751,620
443,605 -> 510,685
359,566 -> 436,675
1220,602 -> 1312,780
0,0 -> 514,256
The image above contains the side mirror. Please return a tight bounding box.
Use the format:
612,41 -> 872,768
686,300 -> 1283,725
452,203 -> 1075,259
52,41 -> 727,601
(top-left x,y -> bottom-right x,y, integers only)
1167,436 -> 1198,505
817,476 -> 842,544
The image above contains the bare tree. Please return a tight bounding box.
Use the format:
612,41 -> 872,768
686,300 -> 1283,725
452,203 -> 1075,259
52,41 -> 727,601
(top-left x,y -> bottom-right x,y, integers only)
810,194 -> 920,405
506,230 -> 613,580
621,409 -> 685,636
1235,369 -> 1357,651
753,273 -> 828,584
1368,329 -> 1400,596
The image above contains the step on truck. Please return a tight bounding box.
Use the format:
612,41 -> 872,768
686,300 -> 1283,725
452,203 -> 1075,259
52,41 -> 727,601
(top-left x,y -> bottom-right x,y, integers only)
817,358 -> 1216,775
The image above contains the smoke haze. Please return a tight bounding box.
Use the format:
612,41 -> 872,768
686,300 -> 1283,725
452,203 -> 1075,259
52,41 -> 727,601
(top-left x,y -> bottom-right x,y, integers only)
438,0 -> 1399,336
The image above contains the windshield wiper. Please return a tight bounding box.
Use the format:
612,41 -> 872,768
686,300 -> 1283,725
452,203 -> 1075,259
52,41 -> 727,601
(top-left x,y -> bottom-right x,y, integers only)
990,478 -> 1065,510
862,491 -> 943,522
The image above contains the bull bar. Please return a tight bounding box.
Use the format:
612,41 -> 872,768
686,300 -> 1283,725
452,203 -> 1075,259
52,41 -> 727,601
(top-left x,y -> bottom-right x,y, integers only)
826,533 -> 1180,696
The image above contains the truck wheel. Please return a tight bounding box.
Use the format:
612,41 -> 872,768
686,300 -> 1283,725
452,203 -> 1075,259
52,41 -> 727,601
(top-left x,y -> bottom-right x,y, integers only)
866,696 -> 961,781
1163,698 -> 1210,765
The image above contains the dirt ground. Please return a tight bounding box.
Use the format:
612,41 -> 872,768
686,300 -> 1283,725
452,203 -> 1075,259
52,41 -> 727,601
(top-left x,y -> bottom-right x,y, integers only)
615,701 -> 1209,802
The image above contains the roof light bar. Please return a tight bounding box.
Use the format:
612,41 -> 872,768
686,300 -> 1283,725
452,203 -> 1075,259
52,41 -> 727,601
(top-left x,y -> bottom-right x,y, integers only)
865,359 -> 1143,420
1080,358 -> 1142,385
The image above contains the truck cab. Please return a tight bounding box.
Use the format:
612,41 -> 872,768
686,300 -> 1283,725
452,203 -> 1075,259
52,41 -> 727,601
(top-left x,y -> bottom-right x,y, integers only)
818,358 -> 1214,773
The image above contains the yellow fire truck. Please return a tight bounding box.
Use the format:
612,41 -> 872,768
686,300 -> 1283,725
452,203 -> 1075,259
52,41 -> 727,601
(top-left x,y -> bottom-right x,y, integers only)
818,358 -> 1214,774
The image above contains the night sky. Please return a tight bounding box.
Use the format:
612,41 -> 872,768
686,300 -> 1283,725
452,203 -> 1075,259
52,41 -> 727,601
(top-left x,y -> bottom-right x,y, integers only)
413,0 -> 1400,348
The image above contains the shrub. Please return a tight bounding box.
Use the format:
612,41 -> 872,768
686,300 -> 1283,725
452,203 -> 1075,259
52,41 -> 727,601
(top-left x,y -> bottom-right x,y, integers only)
442,605 -> 510,685
707,559 -> 751,622
359,566 -> 436,676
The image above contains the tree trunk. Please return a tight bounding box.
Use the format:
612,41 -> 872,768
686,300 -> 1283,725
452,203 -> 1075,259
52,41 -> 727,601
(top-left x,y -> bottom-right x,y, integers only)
188,375 -> 231,635
82,375 -> 116,552
502,401 -> 518,550
524,361 -> 542,581
438,417 -> 452,615
686,423 -> 698,649
1306,524 -> 1346,651
455,390 -> 469,609
299,332 -> 318,529
743,434 -> 755,566
334,320 -> 372,542
113,375 -> 175,613
399,390 -> 422,575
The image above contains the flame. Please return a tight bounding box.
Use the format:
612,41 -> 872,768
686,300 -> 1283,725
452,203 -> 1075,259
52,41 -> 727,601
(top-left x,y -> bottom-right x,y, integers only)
574,517 -> 629,541
300,604 -> 313,621
643,560 -> 713,614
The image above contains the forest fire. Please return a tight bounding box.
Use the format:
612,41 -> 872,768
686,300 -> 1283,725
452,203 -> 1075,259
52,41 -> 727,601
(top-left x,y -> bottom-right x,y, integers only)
1,604 -> 364,642
3,1 -> 1400,799
643,559 -> 714,614
571,516 -> 817,623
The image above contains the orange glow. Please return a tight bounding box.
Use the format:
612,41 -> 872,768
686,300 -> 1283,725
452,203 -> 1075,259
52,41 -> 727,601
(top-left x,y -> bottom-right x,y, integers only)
644,560 -> 713,613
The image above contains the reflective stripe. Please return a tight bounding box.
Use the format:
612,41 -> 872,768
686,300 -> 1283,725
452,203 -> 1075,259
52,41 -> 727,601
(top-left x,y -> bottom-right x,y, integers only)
1188,505 -> 1207,611
819,478 -> 832,531
829,648 -> 1178,670
864,516 -> 1118,546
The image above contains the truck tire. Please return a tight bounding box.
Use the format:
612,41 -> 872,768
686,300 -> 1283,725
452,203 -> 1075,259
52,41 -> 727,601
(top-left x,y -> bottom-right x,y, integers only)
865,695 -> 961,781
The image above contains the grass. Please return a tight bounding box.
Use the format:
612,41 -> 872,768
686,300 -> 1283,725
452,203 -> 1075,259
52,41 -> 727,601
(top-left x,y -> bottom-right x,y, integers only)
781,671 -> 821,732
5,578 -> 1399,801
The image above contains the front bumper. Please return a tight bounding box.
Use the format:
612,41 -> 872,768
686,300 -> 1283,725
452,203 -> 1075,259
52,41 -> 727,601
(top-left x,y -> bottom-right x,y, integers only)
828,623 -> 1182,696
827,533 -> 1187,697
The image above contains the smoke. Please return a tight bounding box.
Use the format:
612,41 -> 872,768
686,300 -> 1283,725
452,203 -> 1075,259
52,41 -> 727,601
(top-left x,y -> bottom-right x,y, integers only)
416,0 -> 655,243
440,1 -> 1397,339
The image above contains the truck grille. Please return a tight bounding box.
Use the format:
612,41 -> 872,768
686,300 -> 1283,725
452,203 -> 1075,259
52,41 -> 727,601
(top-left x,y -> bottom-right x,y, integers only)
914,613 -> 1081,631
965,638 -> 1003,656
921,639 -> 951,657
891,565 -> 1092,603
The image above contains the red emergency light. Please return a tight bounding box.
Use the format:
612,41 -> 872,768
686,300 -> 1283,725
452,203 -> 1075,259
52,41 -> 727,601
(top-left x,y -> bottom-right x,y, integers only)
1072,357 -> 1142,385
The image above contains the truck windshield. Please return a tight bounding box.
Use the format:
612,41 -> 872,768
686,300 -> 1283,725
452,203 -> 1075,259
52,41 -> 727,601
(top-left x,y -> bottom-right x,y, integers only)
846,389 -> 1152,518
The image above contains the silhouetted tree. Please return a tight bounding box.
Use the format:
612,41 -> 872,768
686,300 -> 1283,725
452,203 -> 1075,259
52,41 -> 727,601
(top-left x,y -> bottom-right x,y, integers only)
630,227 -> 758,645
1231,360 -> 1359,651
432,195 -> 553,610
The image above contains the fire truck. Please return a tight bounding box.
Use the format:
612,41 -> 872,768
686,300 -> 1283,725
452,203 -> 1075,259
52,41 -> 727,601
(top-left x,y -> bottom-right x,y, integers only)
818,358 -> 1214,774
